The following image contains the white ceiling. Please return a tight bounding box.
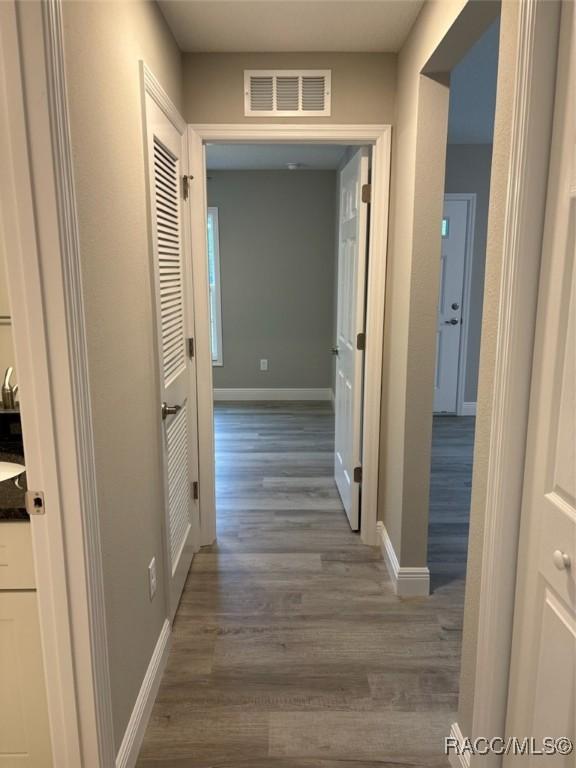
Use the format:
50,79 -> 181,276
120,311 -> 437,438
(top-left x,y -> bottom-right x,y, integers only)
448,18 -> 499,144
206,143 -> 348,170
158,1 -> 424,53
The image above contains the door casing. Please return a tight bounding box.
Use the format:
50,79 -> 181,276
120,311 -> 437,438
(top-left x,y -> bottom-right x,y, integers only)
187,123 -> 392,548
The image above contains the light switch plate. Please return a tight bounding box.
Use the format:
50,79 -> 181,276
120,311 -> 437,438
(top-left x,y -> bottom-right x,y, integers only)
260,358 -> 268,371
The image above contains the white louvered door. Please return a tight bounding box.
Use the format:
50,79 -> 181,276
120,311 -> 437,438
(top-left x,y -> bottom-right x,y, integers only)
334,148 -> 369,531
145,92 -> 200,620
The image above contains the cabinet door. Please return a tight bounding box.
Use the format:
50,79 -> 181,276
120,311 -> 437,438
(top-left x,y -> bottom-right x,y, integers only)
0,592 -> 52,767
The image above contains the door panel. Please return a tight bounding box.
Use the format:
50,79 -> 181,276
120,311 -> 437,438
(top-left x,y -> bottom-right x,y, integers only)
504,6 -> 575,762
434,198 -> 468,413
334,148 -> 369,531
0,592 -> 52,767
145,94 -> 199,620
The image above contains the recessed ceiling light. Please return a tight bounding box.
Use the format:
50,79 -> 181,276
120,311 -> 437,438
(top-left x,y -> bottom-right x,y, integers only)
287,162 -> 305,170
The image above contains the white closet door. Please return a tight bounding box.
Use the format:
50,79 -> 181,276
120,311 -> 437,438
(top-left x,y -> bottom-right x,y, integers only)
334,148 -> 369,531
145,93 -> 199,620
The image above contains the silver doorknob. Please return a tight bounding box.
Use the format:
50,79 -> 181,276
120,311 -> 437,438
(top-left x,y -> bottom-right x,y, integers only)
444,318 -> 459,325
161,402 -> 182,421
552,550 -> 571,571
331,347 -> 339,356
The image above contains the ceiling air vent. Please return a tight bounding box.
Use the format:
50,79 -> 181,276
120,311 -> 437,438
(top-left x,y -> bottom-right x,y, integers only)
244,70 -> 331,117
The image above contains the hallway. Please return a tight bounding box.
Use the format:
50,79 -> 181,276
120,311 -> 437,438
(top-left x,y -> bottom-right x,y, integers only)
137,403 -> 463,767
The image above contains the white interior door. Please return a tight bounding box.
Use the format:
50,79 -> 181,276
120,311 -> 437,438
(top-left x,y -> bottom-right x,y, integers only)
334,148 -> 369,531
145,93 -> 200,620
434,198 -> 468,413
504,8 -> 575,763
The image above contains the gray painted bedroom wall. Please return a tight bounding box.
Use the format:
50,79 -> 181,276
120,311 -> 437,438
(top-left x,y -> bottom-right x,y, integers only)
208,170 -> 337,390
445,143 -> 493,403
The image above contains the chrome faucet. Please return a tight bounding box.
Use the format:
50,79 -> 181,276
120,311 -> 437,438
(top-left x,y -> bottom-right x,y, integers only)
2,367 -> 18,409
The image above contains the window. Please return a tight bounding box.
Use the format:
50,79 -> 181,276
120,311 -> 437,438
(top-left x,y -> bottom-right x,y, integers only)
207,207 -> 223,365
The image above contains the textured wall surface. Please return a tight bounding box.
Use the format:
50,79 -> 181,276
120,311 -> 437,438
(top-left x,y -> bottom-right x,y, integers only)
208,170 -> 337,390
183,52 -> 396,124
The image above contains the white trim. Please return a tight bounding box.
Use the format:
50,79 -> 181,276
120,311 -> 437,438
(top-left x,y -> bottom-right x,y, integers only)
470,0 -> 561,756
116,620 -> 171,768
0,1 -> 114,764
377,522 -> 430,598
207,207 -> 224,366
189,123 -> 390,548
213,388 -> 332,401
460,402 -> 477,416
443,193 -> 477,417
141,64 -> 185,133
447,723 -> 471,768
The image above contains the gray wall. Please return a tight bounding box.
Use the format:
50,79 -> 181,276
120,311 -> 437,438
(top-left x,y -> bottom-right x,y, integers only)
62,0 -> 182,750
445,143 -> 493,402
208,171 -> 337,390
183,52 -> 396,124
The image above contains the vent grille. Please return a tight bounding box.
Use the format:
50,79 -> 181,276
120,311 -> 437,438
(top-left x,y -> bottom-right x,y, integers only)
244,70 -> 331,116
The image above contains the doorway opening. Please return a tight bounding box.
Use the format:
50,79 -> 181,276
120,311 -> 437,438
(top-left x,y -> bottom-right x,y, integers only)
204,142 -> 372,538
427,17 -> 500,591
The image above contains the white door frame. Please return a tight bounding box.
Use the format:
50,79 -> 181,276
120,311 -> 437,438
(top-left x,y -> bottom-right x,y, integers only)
450,0 -> 562,763
187,123 -> 392,548
442,192 -> 477,417
0,1 -> 115,765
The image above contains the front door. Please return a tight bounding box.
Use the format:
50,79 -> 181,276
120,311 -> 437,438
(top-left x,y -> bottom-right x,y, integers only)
144,91 -> 200,620
504,6 -> 575,762
334,148 -> 369,531
433,197 -> 468,413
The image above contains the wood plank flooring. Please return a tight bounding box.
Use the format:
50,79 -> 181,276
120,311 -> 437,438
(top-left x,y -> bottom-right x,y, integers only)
428,416 -> 475,591
137,402 -> 465,768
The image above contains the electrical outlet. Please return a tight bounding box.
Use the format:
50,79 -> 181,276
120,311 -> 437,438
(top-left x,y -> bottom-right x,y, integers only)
260,358 -> 268,371
148,557 -> 157,600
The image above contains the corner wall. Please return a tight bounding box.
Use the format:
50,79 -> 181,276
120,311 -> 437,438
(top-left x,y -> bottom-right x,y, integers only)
61,0 -> 182,751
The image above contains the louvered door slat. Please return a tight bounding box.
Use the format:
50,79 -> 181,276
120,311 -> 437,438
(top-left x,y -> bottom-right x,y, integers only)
165,404 -> 190,571
152,136 -> 186,386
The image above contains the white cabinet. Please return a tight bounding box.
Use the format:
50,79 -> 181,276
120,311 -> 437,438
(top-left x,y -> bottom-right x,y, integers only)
0,524 -> 52,767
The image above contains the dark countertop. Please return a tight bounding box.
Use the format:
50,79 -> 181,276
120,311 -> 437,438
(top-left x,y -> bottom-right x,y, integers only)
0,410 -> 28,521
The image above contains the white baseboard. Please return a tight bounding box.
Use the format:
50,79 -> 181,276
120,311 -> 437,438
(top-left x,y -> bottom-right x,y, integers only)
213,388 -> 332,401
116,619 -> 171,768
447,722 -> 471,768
460,401 -> 477,416
377,522 -> 430,597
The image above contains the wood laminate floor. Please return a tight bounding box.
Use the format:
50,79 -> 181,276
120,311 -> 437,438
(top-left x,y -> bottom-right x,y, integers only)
428,416 -> 475,591
137,402 -> 467,768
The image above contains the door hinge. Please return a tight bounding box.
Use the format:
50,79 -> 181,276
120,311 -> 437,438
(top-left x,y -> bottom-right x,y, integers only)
356,332 -> 366,351
353,466 -> 363,483
192,480 -> 199,500
182,174 -> 191,201
361,183 -> 372,204
25,490 -> 46,516
187,337 -> 195,359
